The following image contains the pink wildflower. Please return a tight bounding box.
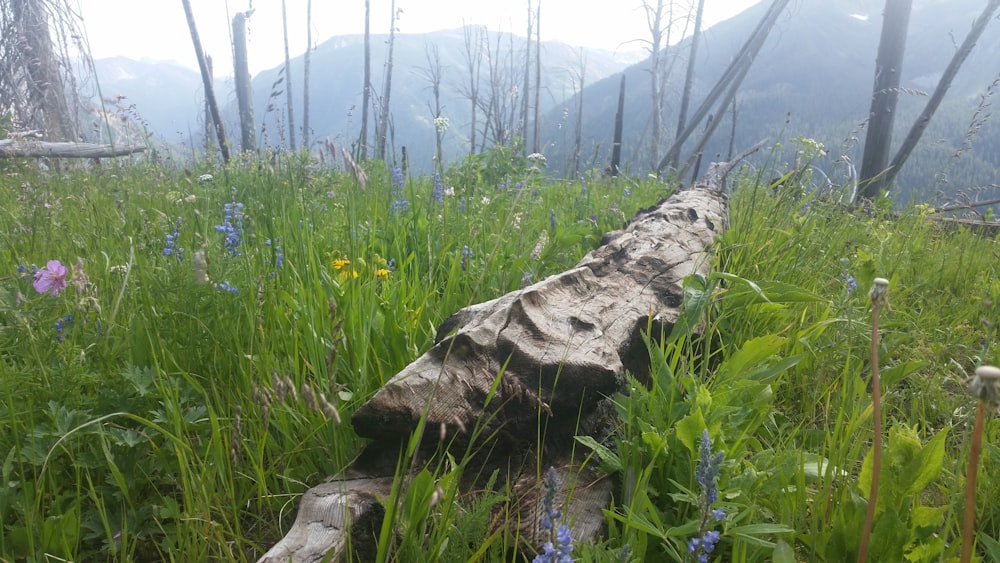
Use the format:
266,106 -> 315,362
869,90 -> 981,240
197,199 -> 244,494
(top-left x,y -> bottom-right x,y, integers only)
33,259 -> 68,296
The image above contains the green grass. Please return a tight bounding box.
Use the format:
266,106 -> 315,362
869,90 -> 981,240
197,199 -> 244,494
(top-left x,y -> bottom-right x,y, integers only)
0,150 -> 998,562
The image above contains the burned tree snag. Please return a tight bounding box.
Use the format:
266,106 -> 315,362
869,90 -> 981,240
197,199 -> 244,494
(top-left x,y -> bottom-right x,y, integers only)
259,162 -> 741,563
608,74 -> 626,176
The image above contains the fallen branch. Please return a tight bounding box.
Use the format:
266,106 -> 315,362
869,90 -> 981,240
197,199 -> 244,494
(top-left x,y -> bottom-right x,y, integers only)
0,139 -> 147,158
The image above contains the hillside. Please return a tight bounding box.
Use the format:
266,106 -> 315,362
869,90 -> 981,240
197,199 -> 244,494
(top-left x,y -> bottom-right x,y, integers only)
242,27 -> 632,168
544,0 -> 1000,202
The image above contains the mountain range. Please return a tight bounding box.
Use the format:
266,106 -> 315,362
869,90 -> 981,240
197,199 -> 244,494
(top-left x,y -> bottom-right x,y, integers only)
87,0 -> 1000,202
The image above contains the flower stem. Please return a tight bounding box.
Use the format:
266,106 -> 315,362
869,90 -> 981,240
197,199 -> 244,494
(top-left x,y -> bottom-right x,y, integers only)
857,301 -> 883,563
960,399 -> 986,563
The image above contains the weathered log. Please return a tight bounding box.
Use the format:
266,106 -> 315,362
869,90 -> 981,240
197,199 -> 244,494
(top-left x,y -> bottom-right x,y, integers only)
260,164 -> 738,563
0,139 -> 147,158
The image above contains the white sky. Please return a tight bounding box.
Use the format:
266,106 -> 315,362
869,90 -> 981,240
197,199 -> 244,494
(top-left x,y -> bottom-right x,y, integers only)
75,0 -> 761,77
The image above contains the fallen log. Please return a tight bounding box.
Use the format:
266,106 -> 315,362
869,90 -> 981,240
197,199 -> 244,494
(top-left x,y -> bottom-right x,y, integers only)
260,160 -> 744,562
0,139 -> 147,158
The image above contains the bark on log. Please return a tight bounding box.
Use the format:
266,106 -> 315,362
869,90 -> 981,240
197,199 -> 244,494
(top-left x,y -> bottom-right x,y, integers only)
261,164 -> 737,563
0,139 -> 147,158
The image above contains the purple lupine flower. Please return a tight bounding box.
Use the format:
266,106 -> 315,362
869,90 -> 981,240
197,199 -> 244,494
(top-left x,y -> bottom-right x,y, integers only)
432,172 -> 444,203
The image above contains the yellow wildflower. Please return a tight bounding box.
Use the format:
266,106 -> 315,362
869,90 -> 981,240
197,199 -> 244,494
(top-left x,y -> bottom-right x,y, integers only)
376,268 -> 390,277
333,258 -> 351,270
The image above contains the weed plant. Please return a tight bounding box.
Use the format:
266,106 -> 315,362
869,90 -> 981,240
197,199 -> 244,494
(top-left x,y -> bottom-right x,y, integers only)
0,150 -> 998,561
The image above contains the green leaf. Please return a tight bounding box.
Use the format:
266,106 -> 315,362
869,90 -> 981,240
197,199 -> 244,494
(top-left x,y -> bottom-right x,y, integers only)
902,426 -> 947,497
675,407 -> 707,455
880,361 -> 929,388
728,523 -> 796,546
714,334 -> 787,382
575,435 -> 623,472
772,539 -> 796,563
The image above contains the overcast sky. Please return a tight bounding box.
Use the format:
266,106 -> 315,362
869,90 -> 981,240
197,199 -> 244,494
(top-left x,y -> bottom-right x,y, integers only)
75,0 -> 761,76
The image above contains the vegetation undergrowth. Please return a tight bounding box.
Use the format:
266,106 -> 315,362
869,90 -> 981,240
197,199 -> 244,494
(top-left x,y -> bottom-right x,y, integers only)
1,147 -> 999,561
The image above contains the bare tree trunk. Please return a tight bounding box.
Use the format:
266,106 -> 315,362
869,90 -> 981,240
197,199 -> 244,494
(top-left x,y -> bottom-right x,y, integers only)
302,0 -> 312,151
882,0 -> 1000,190
644,0 -> 665,169
727,97 -> 738,161
280,0 -> 296,151
182,0 -> 229,163
460,25 -> 484,157
10,0 -> 76,141
673,0 -> 705,170
571,49 -> 586,177
375,0 -> 397,161
609,74 -> 626,176
0,138 -> 146,157
232,11 -> 256,153
531,1 -> 542,154
358,0 -> 371,161
676,52 -> 755,181
858,0 -> 912,200
520,0 -> 532,150
204,55 -> 213,154
419,42 -> 445,172
656,0 -> 790,174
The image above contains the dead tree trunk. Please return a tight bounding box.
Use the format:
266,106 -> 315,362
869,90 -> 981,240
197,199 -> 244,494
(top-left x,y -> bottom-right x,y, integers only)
232,11 -> 256,153
571,49 -> 586,178
9,0 -> 77,142
882,0 -> 1000,189
857,0 -> 913,200
655,0 -> 790,174
520,0 -> 532,149
375,0 -> 397,161
181,0 -> 230,163
531,0 -> 542,154
358,0 -> 371,161
280,0 -> 296,151
258,151 -> 753,562
302,0 -> 312,151
673,0 -> 706,170
609,74 -> 626,176
0,138 -> 146,158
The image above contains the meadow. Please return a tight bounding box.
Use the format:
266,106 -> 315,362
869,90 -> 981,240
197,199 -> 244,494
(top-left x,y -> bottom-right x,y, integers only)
1,144 -> 999,562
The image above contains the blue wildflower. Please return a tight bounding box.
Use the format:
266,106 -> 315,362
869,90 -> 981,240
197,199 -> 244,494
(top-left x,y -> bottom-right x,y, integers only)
624,187 -> 631,197
214,189 -> 244,256
533,467 -> 574,563
218,281 -> 238,294
267,237 -> 284,269
390,167 -> 408,217
461,245 -> 474,271
432,172 -> 444,203
16,265 -> 25,274
54,314 -> 72,342
690,430 -> 726,562
163,218 -> 184,260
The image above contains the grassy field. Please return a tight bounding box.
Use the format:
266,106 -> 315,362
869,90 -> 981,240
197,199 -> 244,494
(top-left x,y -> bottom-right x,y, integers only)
1,148 -> 998,562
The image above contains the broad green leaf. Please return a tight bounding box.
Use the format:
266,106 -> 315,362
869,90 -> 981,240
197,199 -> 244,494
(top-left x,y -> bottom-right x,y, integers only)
715,334 -> 787,382
772,539 -> 796,563
676,407 -> 707,455
575,435 -> 623,472
902,426 -> 947,497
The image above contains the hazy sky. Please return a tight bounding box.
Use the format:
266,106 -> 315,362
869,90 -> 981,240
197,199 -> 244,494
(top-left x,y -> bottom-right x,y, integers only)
75,0 -> 761,76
